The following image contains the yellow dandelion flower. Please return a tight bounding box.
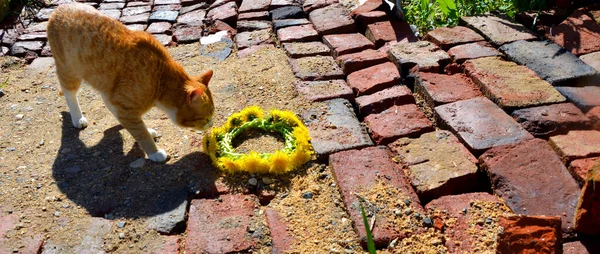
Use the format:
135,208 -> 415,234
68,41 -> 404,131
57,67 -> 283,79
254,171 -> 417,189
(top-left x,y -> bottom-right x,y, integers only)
227,112 -> 245,128
240,105 -> 264,121
238,151 -> 261,172
219,157 -> 239,173
290,148 -> 312,168
269,150 -> 291,173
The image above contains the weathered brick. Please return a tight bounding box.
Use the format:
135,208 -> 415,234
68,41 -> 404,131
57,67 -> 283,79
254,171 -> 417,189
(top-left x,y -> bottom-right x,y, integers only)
349,0 -> 384,18
511,103 -> 591,137
154,0 -> 180,5
149,10 -> 179,23
181,2 -> 207,14
575,162 -> 600,235
563,240 -> 597,254
126,24 -> 147,31
302,0 -> 338,13
415,72 -> 482,108
270,0 -> 297,10
425,193 -> 512,253
99,2 -> 125,9
302,98 -> 373,160
119,12 -> 149,24
10,41 -> 44,56
555,86 -> 600,112
235,29 -> 274,50
146,22 -> 172,34
447,41 -> 502,63
180,0 -> 202,6
364,104 -> 434,145
308,4 -> 356,35
580,51 -> 600,72
547,10 -> 600,56
322,33 -> 375,58
265,208 -> 294,253
277,24 -> 319,42
500,40 -> 600,86
24,22 -> 48,34
35,8 -> 55,21
569,157 -> 600,186
172,26 -> 202,44
207,1 -> 238,26
99,9 -> 122,20
588,106 -> 600,130
387,41 -> 451,74
336,49 -> 389,74
146,189 -> 188,234
329,146 -> 423,248
237,44 -> 274,58
354,10 -> 387,30
209,0 -> 235,9
238,11 -> 270,21
355,85 -> 414,116
460,14 -> 537,46
0,29 -> 19,46
497,215 -> 562,254
273,18 -> 311,30
237,20 -> 272,32
153,34 -> 174,46
346,62 -> 400,96
41,218 -> 112,253
549,130 -> 600,163
516,9 -> 568,33
177,9 -> 206,26
389,130 -> 478,202
282,41 -> 330,58
270,5 -> 304,20
424,26 -> 485,50
365,21 -> 417,48
211,20 -> 237,37
185,195 -> 258,254
126,1 -> 150,7
435,97 -> 534,154
0,213 -> 44,254
463,57 -> 565,109
17,32 -> 47,41
480,138 -> 581,237
294,80 -> 353,102
239,0 -> 271,13
289,56 -> 344,81
156,235 -> 181,253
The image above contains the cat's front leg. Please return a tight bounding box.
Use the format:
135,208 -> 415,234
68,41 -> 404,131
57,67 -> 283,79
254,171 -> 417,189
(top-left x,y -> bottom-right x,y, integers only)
118,114 -> 168,162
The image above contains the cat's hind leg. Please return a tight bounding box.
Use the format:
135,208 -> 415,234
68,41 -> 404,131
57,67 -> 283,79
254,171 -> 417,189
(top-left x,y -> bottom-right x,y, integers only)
56,69 -> 87,129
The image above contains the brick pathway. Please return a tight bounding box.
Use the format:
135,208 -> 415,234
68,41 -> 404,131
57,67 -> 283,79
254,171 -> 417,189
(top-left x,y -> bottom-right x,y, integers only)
2,0 -> 600,253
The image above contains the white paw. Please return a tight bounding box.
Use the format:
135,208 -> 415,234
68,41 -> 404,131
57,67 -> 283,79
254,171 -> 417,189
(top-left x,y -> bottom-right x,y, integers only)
147,128 -> 158,139
72,116 -> 88,129
148,149 -> 168,162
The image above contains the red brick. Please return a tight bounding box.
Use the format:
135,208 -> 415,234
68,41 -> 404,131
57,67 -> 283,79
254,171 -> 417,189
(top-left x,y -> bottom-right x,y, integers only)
355,85 -> 414,116
364,104 -> 434,145
303,98 -> 374,160
289,56 -> 344,81
209,0 -> 235,9
580,51 -> 600,72
425,192 -> 511,253
277,24 -> 319,42
283,41 -> 330,58
355,11 -> 387,31
464,57 -> 566,109
207,1 -> 238,26
294,79 -> 353,102
153,34 -> 174,46
424,26 -> 485,50
347,62 -> 400,96
569,157 -> 600,186
176,9 -> 205,26
308,4 -> 356,35
329,146 -> 423,248
512,103 -> 591,137
212,20 -> 237,37
547,10 -> 600,56
497,215 -> 562,254
549,130 -> 600,163
157,235 -> 181,253
185,195 -> 258,254
265,208 -> 294,253
336,49 -> 389,74
238,0 -> 270,13
556,86 -> 600,112
387,41 -> 451,74
322,33 -> 375,58
302,0 -> 338,13
237,20 -> 273,32
270,0 -> 296,10
119,12 -> 149,24
479,138 -> 581,237
365,20 -> 417,48
389,130 -> 478,202
435,97 -> 534,154
349,0 -> 383,18
563,240 -> 600,254
146,22 -> 172,34
415,72 -> 482,108
172,25 -> 202,44
0,214 -> 43,254
235,29 -> 274,50
238,11 -> 270,20
587,106 -> 600,130
447,41 -> 502,63
237,44 -> 275,58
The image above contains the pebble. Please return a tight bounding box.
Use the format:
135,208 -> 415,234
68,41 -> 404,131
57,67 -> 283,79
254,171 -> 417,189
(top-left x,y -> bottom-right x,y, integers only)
0,89 -> 4,98
15,114 -> 24,120
118,221 -> 126,228
485,217 -> 493,224
462,208 -> 468,214
248,178 -> 258,186
119,233 -> 125,239
39,140 -> 44,146
423,217 -> 433,227
403,198 -> 411,206
129,158 -> 146,168
262,177 -> 273,185
404,208 -> 412,215
53,211 -> 61,217
280,193 -> 289,199
7,147 -> 16,151
301,191 -> 313,199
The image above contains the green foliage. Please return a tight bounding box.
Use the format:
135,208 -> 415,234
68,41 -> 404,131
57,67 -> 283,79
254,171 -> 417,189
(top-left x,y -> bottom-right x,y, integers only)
359,200 -> 376,254
1,78 -> 8,89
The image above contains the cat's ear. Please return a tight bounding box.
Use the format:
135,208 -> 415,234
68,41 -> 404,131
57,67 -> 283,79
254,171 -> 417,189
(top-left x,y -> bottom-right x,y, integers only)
188,88 -> 205,104
196,70 -> 213,86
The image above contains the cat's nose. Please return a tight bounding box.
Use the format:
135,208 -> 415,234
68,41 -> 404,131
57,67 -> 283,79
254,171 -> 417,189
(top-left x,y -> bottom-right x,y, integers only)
200,118 -> 214,130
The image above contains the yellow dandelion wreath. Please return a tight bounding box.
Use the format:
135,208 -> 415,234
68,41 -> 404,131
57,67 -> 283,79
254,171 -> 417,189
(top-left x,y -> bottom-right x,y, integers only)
202,106 -> 314,174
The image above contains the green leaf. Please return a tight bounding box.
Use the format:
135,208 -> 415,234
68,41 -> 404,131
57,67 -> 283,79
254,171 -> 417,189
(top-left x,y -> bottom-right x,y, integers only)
359,200 -> 376,254
0,77 -> 7,89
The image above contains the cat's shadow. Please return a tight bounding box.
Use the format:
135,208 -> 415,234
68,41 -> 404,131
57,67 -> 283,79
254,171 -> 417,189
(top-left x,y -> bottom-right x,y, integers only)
51,112 -> 220,219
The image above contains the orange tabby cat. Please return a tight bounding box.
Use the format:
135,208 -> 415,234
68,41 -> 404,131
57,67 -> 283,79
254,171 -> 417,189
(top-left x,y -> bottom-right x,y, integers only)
47,3 -> 215,162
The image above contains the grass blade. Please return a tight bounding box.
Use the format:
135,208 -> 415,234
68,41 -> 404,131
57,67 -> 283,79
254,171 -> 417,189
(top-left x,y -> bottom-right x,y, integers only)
359,200 -> 376,254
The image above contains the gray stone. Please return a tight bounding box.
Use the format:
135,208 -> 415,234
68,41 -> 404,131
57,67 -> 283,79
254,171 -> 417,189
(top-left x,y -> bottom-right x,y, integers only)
149,10 -> 179,23
271,5 -> 304,20
1,29 -> 19,46
126,24 -> 147,31
460,14 -> 537,46
121,6 -> 151,16
27,57 -> 55,75
129,158 -> 146,168
146,189 -> 188,234
177,9 -> 206,27
98,2 -> 125,10
99,9 -> 122,20
200,38 -> 233,61
11,41 -> 44,56
120,13 -> 149,24
181,2 -> 209,14
145,22 -> 172,34
153,34 -> 173,46
17,32 -> 47,41
555,86 -> 600,112
35,8 -> 55,22
302,98 -> 374,160
273,18 -> 311,30
237,20 -> 272,32
24,22 -> 48,33
1,46 -> 8,56
500,40 -> 600,86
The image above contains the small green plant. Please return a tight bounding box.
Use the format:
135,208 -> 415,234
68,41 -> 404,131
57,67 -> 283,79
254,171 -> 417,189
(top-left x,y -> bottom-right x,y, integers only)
1,78 -> 8,89
359,199 -> 376,254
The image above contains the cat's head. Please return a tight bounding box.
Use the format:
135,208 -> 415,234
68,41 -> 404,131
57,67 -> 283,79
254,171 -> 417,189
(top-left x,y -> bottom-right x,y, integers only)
176,70 -> 215,131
